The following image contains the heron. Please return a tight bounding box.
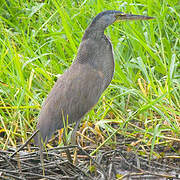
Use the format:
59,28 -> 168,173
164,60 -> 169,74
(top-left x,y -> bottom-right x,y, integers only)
34,10 -> 154,148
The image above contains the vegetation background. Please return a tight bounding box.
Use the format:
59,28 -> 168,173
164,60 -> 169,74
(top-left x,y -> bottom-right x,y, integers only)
0,0 -> 179,159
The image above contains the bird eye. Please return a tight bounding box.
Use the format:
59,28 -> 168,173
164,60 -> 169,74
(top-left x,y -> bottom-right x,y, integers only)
115,13 -> 126,18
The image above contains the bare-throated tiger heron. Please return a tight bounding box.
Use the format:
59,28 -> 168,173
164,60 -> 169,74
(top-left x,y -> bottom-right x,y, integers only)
34,10 -> 154,146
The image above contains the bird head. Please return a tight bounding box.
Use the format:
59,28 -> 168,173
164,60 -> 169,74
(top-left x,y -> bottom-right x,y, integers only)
89,10 -> 154,31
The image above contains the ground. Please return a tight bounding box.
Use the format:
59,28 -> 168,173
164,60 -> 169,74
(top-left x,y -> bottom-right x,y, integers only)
0,129 -> 179,180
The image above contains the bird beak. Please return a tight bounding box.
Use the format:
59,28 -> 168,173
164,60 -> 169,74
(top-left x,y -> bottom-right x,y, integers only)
115,13 -> 155,21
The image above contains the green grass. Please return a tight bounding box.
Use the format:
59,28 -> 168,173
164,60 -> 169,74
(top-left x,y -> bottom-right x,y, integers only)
0,0 -> 179,158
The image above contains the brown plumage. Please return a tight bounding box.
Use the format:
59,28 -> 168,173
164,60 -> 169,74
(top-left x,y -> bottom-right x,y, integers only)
34,10 -> 154,145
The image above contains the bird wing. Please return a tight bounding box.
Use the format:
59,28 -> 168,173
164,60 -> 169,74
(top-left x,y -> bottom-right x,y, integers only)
35,62 -> 104,144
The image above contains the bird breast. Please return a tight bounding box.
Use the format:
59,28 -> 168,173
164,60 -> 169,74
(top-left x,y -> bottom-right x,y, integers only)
77,35 -> 115,91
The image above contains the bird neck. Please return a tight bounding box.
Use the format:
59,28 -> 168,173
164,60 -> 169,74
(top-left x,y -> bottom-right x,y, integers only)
75,31 -> 113,70
82,25 -> 105,41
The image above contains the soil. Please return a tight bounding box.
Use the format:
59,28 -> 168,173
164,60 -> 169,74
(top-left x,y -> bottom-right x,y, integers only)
0,133 -> 179,179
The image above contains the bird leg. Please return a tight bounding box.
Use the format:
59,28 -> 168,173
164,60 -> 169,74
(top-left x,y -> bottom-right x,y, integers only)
62,127 -> 73,163
38,134 -> 45,176
71,120 -> 81,145
71,120 -> 81,164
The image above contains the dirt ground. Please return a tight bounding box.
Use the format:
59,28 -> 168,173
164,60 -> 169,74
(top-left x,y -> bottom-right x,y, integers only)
0,133 -> 179,179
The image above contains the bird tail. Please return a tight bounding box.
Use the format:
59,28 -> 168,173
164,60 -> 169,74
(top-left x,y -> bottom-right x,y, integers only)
34,131 -> 40,146
34,128 -> 50,147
